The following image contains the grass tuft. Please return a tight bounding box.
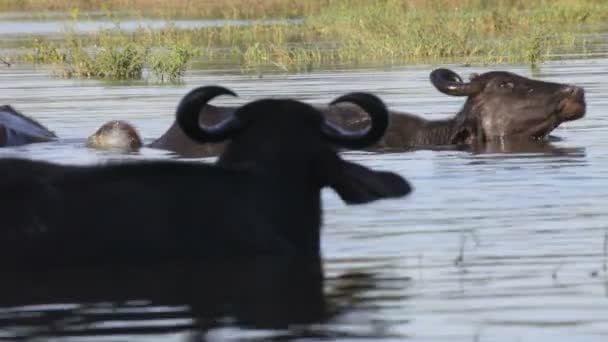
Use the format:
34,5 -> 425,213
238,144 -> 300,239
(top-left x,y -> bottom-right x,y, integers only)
150,43 -> 199,82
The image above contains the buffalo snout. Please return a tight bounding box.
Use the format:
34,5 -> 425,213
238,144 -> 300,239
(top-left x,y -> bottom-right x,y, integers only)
557,85 -> 586,121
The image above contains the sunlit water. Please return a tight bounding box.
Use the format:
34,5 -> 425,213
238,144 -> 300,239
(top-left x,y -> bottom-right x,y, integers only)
1,54 -> 608,341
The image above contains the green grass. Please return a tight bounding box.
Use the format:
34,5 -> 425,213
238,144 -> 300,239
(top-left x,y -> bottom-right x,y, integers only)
9,0 -> 608,80
150,43 -> 199,82
21,23 -> 198,81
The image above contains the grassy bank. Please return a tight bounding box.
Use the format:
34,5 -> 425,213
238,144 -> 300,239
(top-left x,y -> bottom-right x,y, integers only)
8,0 -> 608,81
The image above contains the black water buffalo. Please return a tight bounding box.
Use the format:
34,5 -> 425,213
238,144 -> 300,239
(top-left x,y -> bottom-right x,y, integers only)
85,67 -> 586,156
0,86 -> 410,270
0,105 -> 57,147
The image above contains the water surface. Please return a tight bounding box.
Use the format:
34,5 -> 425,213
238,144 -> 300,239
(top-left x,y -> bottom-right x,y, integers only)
0,57 -> 607,341
0,16 -> 300,38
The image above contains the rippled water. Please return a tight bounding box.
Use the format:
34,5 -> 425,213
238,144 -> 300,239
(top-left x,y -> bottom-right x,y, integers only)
0,56 -> 608,341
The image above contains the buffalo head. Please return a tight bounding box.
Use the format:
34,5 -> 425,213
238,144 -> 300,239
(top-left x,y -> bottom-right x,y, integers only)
430,68 -> 586,144
86,120 -> 143,151
175,86 -> 411,205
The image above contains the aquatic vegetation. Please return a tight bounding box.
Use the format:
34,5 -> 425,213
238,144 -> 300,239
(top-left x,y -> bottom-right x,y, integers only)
197,0 -> 605,71
150,43 -> 200,82
23,30 -> 148,79
11,0 -> 608,79
95,43 -> 147,79
22,25 -> 200,82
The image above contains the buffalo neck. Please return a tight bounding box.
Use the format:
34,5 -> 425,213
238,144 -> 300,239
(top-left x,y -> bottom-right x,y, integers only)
375,113 -> 460,148
414,117 -> 459,146
218,149 -> 323,256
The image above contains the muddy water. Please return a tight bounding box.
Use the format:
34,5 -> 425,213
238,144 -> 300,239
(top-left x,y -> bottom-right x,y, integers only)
0,57 -> 607,342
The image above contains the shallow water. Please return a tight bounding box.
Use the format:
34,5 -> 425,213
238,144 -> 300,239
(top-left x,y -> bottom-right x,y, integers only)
0,16 -> 300,38
0,56 -> 608,342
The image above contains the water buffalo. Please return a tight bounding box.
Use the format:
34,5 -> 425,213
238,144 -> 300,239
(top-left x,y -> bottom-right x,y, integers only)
0,86 -> 410,270
398,68 -> 586,147
86,68 -> 586,156
0,105 -> 57,147
85,103 -> 233,156
85,120 -> 143,150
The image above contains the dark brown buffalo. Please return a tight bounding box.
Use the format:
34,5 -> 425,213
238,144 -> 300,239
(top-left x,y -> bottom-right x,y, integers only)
0,105 -> 57,147
86,68 -> 586,157
84,103 -> 233,156
85,119 -> 143,150
412,68 -> 586,146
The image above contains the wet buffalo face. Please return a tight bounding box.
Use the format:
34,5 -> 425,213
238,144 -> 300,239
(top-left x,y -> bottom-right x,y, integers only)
86,120 -> 143,151
430,69 -> 586,144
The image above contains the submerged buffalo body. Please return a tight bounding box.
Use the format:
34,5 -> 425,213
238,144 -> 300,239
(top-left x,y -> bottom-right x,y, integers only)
86,68 -> 586,156
0,105 -> 56,147
0,86 -> 410,269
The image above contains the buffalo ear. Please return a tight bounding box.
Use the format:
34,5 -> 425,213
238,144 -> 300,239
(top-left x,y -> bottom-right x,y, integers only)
329,160 -> 412,205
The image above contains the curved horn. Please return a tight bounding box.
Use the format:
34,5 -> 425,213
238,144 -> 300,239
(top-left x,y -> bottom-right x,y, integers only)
430,68 -> 481,96
176,85 -> 242,143
321,92 -> 389,149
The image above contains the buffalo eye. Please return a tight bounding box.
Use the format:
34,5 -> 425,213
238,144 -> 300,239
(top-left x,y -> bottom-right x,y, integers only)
498,81 -> 514,89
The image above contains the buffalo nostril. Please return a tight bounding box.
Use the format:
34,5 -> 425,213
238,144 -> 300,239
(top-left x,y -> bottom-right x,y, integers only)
573,87 -> 585,101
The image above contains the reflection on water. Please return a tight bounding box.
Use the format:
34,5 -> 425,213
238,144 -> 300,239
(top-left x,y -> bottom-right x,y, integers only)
0,258 -> 328,340
0,258 -> 404,341
0,56 -> 608,341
